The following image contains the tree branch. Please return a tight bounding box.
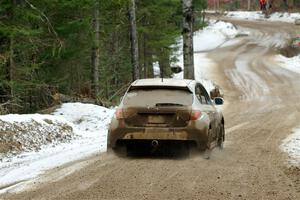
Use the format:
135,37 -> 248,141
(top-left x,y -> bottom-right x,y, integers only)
0,101 -> 23,108
24,0 -> 63,50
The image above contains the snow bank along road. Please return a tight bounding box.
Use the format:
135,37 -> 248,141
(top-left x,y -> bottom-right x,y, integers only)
2,20 -> 300,200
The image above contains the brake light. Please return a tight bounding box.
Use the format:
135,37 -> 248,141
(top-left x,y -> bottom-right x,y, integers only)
190,110 -> 201,120
115,109 -> 124,120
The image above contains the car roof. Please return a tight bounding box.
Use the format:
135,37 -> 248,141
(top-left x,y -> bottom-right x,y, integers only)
131,78 -> 195,88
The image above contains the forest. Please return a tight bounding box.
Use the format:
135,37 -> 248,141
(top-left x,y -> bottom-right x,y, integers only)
0,0 -> 207,113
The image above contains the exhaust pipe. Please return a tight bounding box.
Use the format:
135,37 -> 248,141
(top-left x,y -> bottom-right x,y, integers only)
151,140 -> 159,148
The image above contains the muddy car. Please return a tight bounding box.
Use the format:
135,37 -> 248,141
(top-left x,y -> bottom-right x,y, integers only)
107,78 -> 225,156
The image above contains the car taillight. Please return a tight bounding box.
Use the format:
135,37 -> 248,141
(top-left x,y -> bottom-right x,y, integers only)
115,109 -> 124,120
190,110 -> 201,120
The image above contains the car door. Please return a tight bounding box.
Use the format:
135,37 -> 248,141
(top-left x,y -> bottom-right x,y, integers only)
197,84 -> 218,141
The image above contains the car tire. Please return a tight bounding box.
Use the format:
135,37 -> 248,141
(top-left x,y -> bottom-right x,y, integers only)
217,124 -> 225,149
204,148 -> 212,159
176,142 -> 190,157
111,145 -> 127,157
204,129 -> 213,159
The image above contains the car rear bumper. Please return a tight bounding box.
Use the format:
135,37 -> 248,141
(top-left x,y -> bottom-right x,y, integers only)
108,126 -> 209,149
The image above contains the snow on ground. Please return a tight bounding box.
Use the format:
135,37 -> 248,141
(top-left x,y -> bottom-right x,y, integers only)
194,20 -> 239,52
0,103 -> 114,192
275,54 -> 300,75
153,61 -> 160,77
0,114 -> 73,156
172,20 -> 244,92
53,103 -> 113,136
194,53 -> 218,92
226,11 -> 300,24
281,128 -> 300,166
272,51 -> 300,129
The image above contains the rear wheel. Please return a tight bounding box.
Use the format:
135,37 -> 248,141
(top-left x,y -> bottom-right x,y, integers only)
204,129 -> 213,159
217,124 -> 225,149
175,142 -> 190,157
111,143 -> 127,157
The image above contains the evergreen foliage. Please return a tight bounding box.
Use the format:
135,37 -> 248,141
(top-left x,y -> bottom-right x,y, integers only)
0,0 -> 207,113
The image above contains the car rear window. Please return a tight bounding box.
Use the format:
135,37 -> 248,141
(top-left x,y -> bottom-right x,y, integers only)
123,88 -> 193,107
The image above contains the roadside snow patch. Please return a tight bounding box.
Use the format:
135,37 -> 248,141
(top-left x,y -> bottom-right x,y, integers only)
226,11 -> 300,24
53,103 -> 113,135
194,20 -> 239,52
281,128 -> 300,166
268,12 -> 300,23
275,54 -> 300,75
0,115 -> 73,157
226,11 -> 262,20
0,103 -> 114,192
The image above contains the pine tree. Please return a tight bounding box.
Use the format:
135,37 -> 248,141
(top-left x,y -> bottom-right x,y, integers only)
0,0 -> 207,112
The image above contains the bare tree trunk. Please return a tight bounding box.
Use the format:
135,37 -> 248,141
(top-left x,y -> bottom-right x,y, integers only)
248,0 -> 251,10
213,0 -> 220,11
283,0 -> 288,10
213,0 -> 216,11
9,0 -> 17,101
9,35 -> 15,99
182,0 -> 194,80
91,1 -> 100,98
129,0 -> 139,81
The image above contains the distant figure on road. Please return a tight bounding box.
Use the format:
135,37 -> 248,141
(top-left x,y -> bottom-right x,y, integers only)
282,0 -> 288,10
259,0 -> 267,11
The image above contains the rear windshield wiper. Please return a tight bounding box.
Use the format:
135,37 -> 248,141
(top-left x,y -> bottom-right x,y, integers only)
155,103 -> 184,107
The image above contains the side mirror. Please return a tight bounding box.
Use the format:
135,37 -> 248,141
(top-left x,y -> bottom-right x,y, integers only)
171,66 -> 183,73
119,96 -> 124,102
214,97 -> 224,105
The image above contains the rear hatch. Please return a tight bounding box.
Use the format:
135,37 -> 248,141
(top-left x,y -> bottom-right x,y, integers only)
122,87 -> 193,128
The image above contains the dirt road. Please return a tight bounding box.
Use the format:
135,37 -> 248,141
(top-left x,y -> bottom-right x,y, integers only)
2,20 -> 300,200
